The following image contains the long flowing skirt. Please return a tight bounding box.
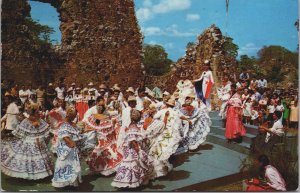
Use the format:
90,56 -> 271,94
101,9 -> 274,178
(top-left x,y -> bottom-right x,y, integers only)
1,137 -> 53,180
225,106 -> 246,139
87,132 -> 123,176
111,146 -> 153,188
52,147 -> 82,188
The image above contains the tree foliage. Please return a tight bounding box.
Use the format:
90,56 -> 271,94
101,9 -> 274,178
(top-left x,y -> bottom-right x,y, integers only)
238,55 -> 263,77
257,45 -> 298,85
223,36 -> 239,59
142,44 -> 173,76
24,17 -> 55,44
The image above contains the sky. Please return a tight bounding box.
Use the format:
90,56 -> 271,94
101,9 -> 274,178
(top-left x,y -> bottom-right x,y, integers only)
29,0 -> 299,61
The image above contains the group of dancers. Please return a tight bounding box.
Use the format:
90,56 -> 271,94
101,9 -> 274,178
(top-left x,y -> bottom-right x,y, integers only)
1,77 -> 213,189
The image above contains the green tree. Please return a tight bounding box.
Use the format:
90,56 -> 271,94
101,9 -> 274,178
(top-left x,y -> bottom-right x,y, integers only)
143,44 -> 173,76
223,36 -> 239,59
257,45 -> 298,85
24,17 -> 55,44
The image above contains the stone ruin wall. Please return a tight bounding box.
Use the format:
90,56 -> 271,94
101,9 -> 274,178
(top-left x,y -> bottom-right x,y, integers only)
56,0 -> 144,88
145,25 -> 238,110
2,0 -> 144,89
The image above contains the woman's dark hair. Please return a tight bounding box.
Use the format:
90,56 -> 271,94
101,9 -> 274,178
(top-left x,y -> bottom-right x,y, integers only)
258,154 -> 270,177
205,64 -> 213,71
274,111 -> 282,120
138,87 -> 146,93
258,154 -> 270,167
96,96 -> 104,103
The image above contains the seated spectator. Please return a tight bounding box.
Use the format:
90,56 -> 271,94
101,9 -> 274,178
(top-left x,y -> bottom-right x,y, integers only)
251,111 -> 285,154
244,154 -> 286,191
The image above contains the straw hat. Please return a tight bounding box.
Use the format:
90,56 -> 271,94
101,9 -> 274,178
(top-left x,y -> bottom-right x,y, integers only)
163,91 -> 170,96
75,87 -> 81,90
128,96 -> 137,102
48,83 -> 53,86
204,59 -> 210,64
88,82 -> 94,86
99,84 -> 107,89
113,86 -> 121,92
166,98 -> 176,107
71,82 -> 76,86
126,87 -> 135,93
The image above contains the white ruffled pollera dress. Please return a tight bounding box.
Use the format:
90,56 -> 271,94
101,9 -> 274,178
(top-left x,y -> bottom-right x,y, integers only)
147,108 -> 182,178
176,106 -> 211,153
1,118 -> 53,180
112,123 -> 153,188
52,122 -> 83,188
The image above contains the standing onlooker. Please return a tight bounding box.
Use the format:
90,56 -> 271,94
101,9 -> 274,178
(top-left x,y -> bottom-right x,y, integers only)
225,88 -> 246,143
36,86 -> 45,108
267,100 -> 276,125
19,85 -> 29,104
239,69 -> 250,84
257,78 -> 268,89
55,83 -> 65,100
1,95 -> 20,133
26,85 -> 36,99
46,83 -> 56,110
282,95 -> 291,127
289,99 -> 299,129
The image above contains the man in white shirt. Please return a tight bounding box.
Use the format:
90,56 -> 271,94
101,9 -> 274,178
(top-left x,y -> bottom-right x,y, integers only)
257,78 -> 267,89
55,83 -> 65,100
1,96 -> 19,132
156,91 -> 170,110
19,85 -> 29,104
83,96 -> 106,122
26,85 -> 36,99
121,96 -> 137,128
251,111 -> 285,154
263,111 -> 285,148
136,87 -> 146,111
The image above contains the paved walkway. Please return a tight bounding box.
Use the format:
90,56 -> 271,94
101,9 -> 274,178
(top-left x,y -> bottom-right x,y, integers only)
1,142 -> 246,192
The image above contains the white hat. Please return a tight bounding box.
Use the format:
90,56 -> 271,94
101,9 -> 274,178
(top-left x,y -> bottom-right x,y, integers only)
148,91 -> 155,98
75,87 -> 81,90
67,88 -> 73,92
71,82 -> 76,86
89,88 -> 96,92
163,91 -> 170,96
88,82 -> 94,86
113,86 -> 121,91
166,98 -> 175,107
204,59 -> 210,64
126,87 -> 135,93
99,84 -> 107,89
48,83 -> 53,86
128,96 -> 137,102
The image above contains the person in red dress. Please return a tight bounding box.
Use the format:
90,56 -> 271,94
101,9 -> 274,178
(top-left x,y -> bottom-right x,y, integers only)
225,87 -> 246,143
